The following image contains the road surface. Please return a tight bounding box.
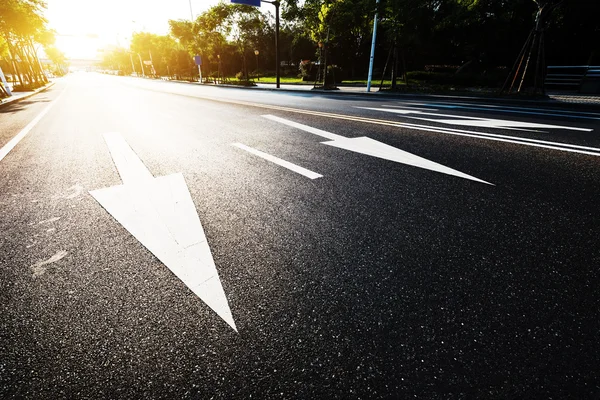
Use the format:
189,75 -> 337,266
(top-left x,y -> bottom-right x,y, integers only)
1,73 -> 599,398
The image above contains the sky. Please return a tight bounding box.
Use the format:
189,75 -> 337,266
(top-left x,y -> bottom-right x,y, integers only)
45,0 -> 224,60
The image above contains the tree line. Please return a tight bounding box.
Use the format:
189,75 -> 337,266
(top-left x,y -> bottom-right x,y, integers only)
0,0 -> 67,96
101,0 -> 600,87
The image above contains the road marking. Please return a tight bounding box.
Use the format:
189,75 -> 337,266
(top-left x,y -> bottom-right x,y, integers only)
232,143 -> 323,179
263,115 -> 492,185
404,101 -> 600,121
31,250 -> 68,277
122,83 -> 600,157
90,133 -> 237,331
0,94 -> 62,163
356,107 -> 593,132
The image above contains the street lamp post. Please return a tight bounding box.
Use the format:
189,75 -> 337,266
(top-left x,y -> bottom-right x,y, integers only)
129,52 -> 136,76
254,50 -> 259,81
137,53 -> 145,77
217,54 -> 221,83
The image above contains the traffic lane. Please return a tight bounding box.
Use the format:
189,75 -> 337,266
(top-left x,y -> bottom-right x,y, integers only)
0,81 -> 66,151
118,75 -> 600,148
1,77 -> 599,398
102,87 -> 600,398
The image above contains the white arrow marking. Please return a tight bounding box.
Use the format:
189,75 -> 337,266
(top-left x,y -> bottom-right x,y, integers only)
262,115 -> 492,185
356,107 -> 592,132
232,142 -> 323,179
90,133 -> 236,331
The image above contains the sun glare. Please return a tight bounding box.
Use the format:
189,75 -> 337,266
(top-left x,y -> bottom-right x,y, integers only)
45,0 -> 221,60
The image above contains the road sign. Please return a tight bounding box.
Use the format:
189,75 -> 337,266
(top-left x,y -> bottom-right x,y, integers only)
231,0 -> 261,6
194,55 -> 202,66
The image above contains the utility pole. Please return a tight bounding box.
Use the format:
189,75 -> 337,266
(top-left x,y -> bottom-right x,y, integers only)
261,0 -> 280,88
129,53 -> 136,76
137,53 -> 145,77
366,0 -> 380,92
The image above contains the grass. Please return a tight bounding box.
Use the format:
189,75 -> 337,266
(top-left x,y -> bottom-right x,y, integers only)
252,76 -> 306,84
245,76 -> 402,86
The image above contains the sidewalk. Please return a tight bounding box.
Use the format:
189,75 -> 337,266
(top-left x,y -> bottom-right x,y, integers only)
0,81 -> 55,107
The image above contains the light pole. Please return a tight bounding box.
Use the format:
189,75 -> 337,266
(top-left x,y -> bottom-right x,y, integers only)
137,53 -> 145,77
129,52 -> 136,76
217,54 -> 221,83
366,0 -> 380,92
254,49 -> 259,81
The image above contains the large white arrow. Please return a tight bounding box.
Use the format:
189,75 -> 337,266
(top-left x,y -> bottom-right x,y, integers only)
90,133 -> 236,331
262,115 -> 492,185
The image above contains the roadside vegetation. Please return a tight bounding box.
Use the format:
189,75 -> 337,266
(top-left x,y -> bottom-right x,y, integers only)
99,0 -> 599,93
0,0 -> 67,97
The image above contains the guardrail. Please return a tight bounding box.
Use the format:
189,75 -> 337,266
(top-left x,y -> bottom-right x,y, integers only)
545,66 -> 600,93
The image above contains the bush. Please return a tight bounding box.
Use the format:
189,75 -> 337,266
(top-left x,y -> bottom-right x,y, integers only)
406,70 -> 505,88
299,61 -> 317,81
327,65 -> 344,83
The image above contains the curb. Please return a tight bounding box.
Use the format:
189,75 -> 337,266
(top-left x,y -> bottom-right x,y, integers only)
0,81 -> 56,108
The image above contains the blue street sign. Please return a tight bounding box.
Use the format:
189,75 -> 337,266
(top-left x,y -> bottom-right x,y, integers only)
231,0 -> 261,6
194,55 -> 202,66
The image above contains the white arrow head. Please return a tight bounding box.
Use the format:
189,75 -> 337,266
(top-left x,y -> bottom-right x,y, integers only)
91,172 -> 237,331
322,137 -> 492,185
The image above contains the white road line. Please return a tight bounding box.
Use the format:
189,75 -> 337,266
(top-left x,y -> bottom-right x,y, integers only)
262,115 -> 492,185
428,102 -> 600,119
0,94 -> 62,163
381,104 -> 438,111
263,115 -> 344,141
356,106 -> 593,132
232,142 -> 323,180
103,132 -> 154,184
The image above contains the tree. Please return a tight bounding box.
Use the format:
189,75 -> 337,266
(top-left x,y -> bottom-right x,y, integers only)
0,0 -> 53,88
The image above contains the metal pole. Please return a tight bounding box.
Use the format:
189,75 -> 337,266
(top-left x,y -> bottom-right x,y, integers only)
366,0 -> 379,92
130,53 -> 136,75
189,0 -> 194,20
138,53 -> 145,77
260,0 -> 280,88
275,1 -> 280,88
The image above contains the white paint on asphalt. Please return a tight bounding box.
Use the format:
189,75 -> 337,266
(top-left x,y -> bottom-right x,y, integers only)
232,143 -> 323,180
90,133 -> 237,332
356,107 -> 593,132
414,102 -> 600,121
262,115 -> 492,185
263,115 -> 344,141
39,217 -> 61,225
31,250 -> 68,277
0,94 -> 62,163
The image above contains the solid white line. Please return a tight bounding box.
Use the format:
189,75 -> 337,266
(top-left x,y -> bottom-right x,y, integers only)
262,114 -> 344,141
394,121 -> 600,154
232,142 -> 323,180
0,94 -> 62,163
356,106 -> 593,132
429,102 -> 600,119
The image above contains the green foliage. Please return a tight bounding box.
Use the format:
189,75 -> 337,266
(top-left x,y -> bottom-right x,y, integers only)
0,0 -> 52,87
299,61 -> 317,81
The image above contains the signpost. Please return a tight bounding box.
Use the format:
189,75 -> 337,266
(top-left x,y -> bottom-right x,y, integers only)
231,0 -> 280,88
194,55 -> 203,83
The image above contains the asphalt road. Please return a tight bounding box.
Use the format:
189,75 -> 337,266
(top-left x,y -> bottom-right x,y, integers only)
1,73 -> 599,399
